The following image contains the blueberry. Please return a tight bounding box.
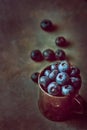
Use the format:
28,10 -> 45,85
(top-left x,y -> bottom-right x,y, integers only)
40,19 -> 53,31
70,66 -> 80,77
58,60 -> 70,72
44,69 -> 51,77
62,85 -> 74,96
49,70 -> 58,80
70,77 -> 82,89
30,49 -> 43,62
39,76 -> 50,88
56,72 -> 69,85
55,49 -> 66,60
43,49 -> 55,61
55,36 -> 68,47
47,82 -> 60,96
50,63 -> 58,70
31,72 -> 39,83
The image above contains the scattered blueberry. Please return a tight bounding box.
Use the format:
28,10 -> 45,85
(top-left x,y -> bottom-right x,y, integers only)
55,49 -> 66,60
70,66 -> 80,77
62,85 -> 74,96
44,69 -> 51,77
39,76 -> 50,88
49,69 -> 58,80
51,63 -> 58,70
70,77 -> 82,89
30,49 -> 43,62
58,60 -> 70,72
40,19 -> 53,31
47,82 -> 60,96
31,72 -> 39,83
55,36 -> 68,47
43,49 -> 55,61
56,72 -> 69,85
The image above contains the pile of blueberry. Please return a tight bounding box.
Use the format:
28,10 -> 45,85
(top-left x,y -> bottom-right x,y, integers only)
31,48 -> 66,62
30,19 -> 82,97
39,60 -> 81,96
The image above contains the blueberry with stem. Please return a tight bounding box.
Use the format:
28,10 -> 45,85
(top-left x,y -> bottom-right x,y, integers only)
62,85 -> 74,96
47,82 -> 61,96
58,60 -> 70,72
56,72 -> 69,85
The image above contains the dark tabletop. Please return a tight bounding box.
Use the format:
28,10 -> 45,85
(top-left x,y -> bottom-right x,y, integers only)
0,0 -> 87,130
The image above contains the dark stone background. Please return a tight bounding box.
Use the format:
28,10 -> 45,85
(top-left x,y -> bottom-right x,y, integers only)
0,0 -> 87,129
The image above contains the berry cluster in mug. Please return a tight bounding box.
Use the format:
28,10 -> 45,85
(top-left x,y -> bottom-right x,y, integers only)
30,19 -> 82,97
39,60 -> 81,96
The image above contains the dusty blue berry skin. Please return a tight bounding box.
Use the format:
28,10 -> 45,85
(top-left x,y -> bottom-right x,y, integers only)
39,76 -> 50,88
47,82 -> 59,96
58,60 -> 70,72
62,85 -> 74,96
70,66 -> 80,77
56,72 -> 69,85
49,70 -> 58,80
51,63 -> 58,70
70,77 -> 81,89
44,70 -> 51,77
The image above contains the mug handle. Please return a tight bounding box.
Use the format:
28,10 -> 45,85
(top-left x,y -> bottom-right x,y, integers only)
72,95 -> 87,115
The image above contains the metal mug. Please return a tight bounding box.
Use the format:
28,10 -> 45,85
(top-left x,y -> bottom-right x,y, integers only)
38,64 -> 84,121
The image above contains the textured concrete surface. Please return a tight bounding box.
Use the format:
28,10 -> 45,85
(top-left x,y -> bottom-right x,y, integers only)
0,0 -> 87,130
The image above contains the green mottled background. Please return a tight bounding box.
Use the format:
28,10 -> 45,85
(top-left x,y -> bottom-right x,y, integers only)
0,0 -> 87,129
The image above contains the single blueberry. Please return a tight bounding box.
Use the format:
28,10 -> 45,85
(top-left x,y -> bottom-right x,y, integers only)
56,72 -> 69,85
31,72 -> 39,83
70,66 -> 80,77
58,60 -> 70,72
62,85 -> 74,96
49,70 -> 58,80
43,49 -> 55,61
50,63 -> 58,70
70,77 -> 82,89
30,49 -> 43,62
44,69 -> 51,77
40,19 -> 53,31
39,76 -> 50,88
55,36 -> 68,47
47,82 -> 60,96
55,49 -> 66,60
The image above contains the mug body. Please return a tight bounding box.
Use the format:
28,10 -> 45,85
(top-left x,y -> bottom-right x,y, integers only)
38,64 -> 77,121
38,84 -> 75,121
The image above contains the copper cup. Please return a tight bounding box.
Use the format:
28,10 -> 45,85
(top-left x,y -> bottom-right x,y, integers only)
38,64 -> 83,121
